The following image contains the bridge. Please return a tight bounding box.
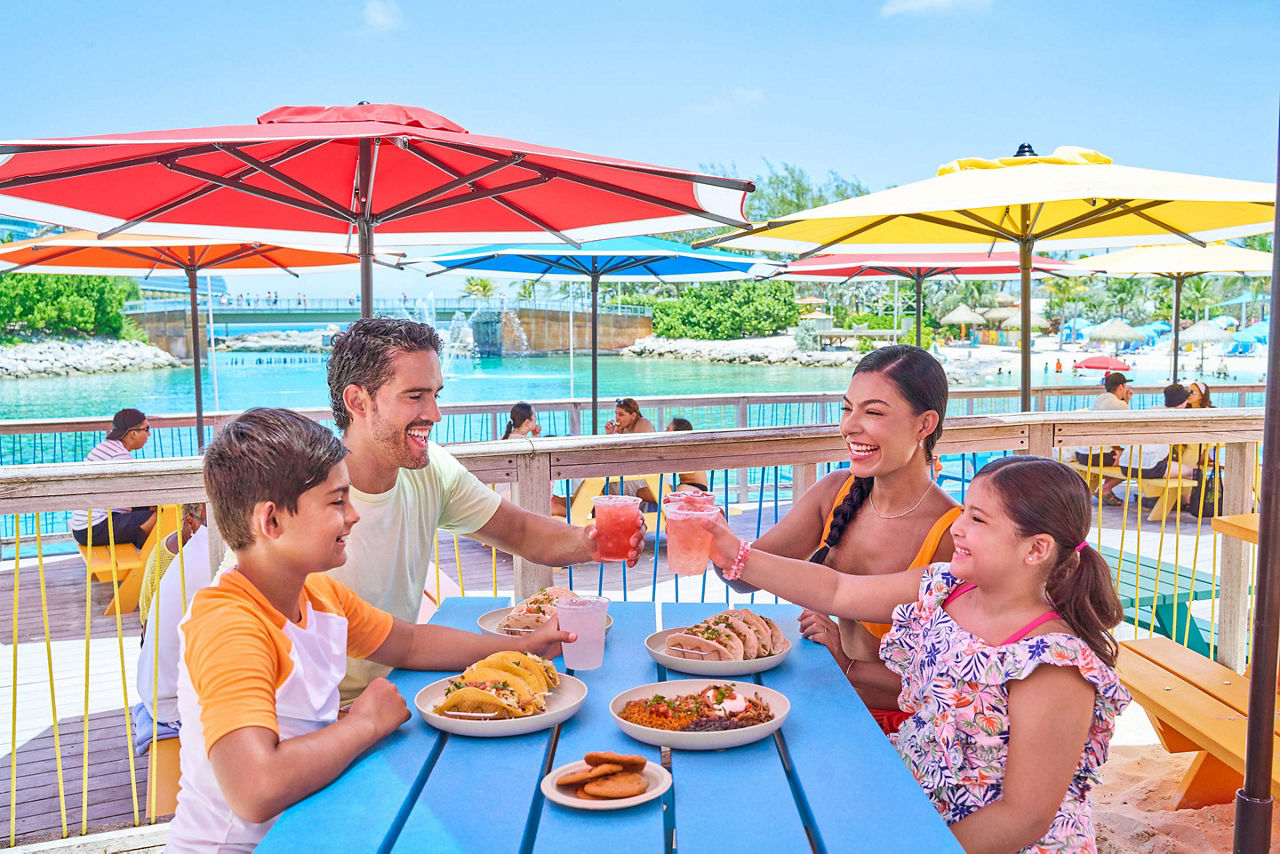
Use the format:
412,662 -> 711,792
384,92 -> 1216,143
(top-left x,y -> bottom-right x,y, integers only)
123,297 -> 654,358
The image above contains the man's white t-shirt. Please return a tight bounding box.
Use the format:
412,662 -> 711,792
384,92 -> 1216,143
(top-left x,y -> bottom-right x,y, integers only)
326,441 -> 500,700
137,527 -> 212,723
1074,391 -> 1129,456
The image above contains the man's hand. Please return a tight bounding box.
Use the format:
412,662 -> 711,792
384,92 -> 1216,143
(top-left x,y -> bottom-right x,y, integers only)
346,677 -> 410,741
520,615 -> 575,659
583,517 -> 646,566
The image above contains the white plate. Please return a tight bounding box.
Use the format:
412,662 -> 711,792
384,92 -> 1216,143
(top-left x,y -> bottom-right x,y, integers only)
415,674 -> 587,737
610,679 -> 789,751
477,607 -> 614,637
646,627 -> 792,676
540,759 -> 671,811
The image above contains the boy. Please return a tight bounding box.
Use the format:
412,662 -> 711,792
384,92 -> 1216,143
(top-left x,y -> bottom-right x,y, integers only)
167,408 -> 570,852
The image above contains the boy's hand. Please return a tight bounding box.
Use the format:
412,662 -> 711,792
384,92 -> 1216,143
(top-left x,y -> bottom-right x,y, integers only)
520,615 -> 575,659
347,677 -> 410,740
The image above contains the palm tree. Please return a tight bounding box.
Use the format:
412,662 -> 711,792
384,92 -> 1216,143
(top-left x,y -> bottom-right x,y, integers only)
1044,276 -> 1091,347
463,276 -> 499,299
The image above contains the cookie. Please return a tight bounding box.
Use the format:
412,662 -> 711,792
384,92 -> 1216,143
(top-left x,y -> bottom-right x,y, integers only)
575,784 -> 608,800
582,771 -> 649,799
556,762 -> 623,786
583,751 -> 647,772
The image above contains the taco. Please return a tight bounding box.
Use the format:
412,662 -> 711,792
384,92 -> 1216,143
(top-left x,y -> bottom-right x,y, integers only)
724,609 -> 774,657
460,665 -> 543,712
479,651 -> 550,694
666,631 -> 737,661
433,680 -> 528,719
704,613 -> 759,659
677,623 -> 744,660
524,652 -> 561,688
757,614 -> 786,653
497,586 -> 576,634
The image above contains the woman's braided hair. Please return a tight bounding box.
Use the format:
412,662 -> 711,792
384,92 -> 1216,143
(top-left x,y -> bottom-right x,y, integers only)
811,345 -> 948,564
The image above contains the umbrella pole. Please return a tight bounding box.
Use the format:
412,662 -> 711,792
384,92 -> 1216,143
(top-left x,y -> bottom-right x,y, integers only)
915,276 -> 923,347
1172,275 -> 1183,382
1234,130 -> 1280,854
591,272 -> 599,435
357,139 -> 374,319
1018,223 -> 1033,411
186,267 -> 205,451
358,219 -> 373,319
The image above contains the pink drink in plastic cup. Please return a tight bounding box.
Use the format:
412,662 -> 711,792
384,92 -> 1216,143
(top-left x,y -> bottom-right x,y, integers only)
556,595 -> 609,670
592,495 -> 641,562
664,505 -> 719,576
662,490 -> 716,508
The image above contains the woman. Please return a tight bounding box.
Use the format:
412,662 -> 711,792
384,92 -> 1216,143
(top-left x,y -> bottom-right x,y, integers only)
734,345 -> 958,735
502,401 -> 541,439
1187,381 -> 1214,409
605,397 -> 655,434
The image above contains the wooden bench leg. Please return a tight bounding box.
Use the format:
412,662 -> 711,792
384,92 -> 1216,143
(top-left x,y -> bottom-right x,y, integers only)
105,564 -> 145,616
1175,750 -> 1241,809
146,737 -> 181,819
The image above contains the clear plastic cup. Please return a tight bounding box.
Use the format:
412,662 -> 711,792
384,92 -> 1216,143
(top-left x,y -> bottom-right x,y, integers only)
556,595 -> 609,670
663,504 -> 719,576
592,495 -> 642,562
662,490 -> 716,508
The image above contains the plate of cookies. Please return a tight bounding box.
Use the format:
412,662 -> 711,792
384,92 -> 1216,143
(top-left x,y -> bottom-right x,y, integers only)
646,607 -> 791,676
541,750 -> 671,811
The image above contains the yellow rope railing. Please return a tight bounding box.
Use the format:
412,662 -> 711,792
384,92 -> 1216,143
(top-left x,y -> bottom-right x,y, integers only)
80,514 -> 92,834
9,519 -> 21,846
35,514 -> 69,838
104,514 -> 141,825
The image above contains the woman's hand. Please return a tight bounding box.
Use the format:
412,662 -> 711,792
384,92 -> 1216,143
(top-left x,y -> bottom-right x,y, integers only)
604,420 -> 618,434
798,610 -> 847,664
531,424 -> 542,437
700,511 -> 742,570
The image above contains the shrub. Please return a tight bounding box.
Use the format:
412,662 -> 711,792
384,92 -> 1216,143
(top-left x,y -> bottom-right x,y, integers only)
652,280 -> 799,339
0,273 -> 139,337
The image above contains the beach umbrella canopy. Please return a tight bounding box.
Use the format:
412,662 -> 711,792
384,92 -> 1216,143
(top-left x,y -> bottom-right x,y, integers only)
938,304 -> 987,326
0,103 -> 754,315
1179,319 -> 1233,343
777,251 -> 1077,346
702,144 -> 1275,409
992,291 -> 1019,306
794,295 -> 828,305
1073,355 -> 1131,371
980,305 -> 1019,324
1213,291 -> 1268,307
1087,318 -> 1147,354
1002,312 -> 1050,329
0,230 -> 369,446
1073,243 -> 1273,379
415,236 -> 777,431
1244,319 -> 1270,344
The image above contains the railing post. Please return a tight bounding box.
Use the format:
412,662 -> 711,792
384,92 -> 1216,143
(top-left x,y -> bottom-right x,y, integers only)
569,404 -> 582,436
510,447 -> 554,600
1218,441 -> 1258,671
1021,423 -> 1053,458
736,399 -> 750,504
791,463 -> 819,503
205,505 -> 228,577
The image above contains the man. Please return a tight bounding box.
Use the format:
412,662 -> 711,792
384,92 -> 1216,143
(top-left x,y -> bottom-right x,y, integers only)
1113,383 -> 1196,485
1073,372 -> 1132,505
325,318 -> 638,701
69,408 -> 157,549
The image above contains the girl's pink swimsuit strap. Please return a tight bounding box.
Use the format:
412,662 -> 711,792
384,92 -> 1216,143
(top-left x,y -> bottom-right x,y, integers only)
942,583 -> 1061,646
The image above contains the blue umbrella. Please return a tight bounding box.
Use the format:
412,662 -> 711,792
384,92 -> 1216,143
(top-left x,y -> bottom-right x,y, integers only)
418,236 -> 777,431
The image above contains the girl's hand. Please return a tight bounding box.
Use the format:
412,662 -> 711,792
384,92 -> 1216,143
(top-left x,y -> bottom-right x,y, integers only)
531,424 -> 542,437
797,610 -> 845,662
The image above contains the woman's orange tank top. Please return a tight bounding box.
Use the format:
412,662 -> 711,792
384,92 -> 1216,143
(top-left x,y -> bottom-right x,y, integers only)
818,474 -> 961,638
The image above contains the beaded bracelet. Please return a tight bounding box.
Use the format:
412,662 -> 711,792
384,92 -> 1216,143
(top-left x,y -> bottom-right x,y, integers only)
724,539 -> 753,581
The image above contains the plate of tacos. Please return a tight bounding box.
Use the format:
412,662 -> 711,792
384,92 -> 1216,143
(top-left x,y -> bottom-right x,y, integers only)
610,679 -> 789,750
415,650 -> 587,737
478,587 -> 614,637
646,608 -> 791,676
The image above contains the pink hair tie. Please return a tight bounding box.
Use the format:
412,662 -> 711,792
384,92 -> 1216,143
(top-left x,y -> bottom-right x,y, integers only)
1075,541 -> 1088,553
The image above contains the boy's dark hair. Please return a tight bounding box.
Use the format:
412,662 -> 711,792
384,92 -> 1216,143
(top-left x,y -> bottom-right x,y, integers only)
1163,383 -> 1189,407
1104,372 -> 1129,393
669,417 -> 694,431
328,317 -> 443,431
203,408 -> 348,551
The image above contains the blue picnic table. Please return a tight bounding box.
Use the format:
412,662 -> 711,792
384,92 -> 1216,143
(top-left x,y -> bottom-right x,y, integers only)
261,597 -> 958,853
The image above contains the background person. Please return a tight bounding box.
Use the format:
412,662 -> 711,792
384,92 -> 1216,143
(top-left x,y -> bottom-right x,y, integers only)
604,397 -> 655,434
1187,380 -> 1214,408
501,401 -> 542,439
1111,383 -> 1197,502
69,408 -> 157,549
1073,372 -> 1132,506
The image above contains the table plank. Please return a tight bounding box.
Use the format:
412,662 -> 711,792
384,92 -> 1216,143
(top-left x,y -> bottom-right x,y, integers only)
531,601 -> 666,853
390,598 -> 557,854
747,604 -> 961,852
660,603 -> 811,853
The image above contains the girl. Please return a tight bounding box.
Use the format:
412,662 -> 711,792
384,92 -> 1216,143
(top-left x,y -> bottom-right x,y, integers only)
502,402 -> 541,439
724,345 -> 958,734
1186,381 -> 1214,409
704,456 -> 1130,852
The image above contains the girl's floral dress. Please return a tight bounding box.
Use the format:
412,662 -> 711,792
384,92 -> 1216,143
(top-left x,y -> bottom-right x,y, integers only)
880,564 -> 1131,853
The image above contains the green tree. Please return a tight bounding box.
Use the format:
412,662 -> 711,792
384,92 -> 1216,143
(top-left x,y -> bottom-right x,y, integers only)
0,272 -> 138,337
462,276 -> 499,299
651,279 -> 799,339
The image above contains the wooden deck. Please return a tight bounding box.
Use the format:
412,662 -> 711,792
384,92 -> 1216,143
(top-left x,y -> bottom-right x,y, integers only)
0,492 -> 1226,845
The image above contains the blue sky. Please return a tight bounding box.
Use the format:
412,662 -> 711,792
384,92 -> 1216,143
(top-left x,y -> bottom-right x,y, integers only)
5,0 -> 1278,298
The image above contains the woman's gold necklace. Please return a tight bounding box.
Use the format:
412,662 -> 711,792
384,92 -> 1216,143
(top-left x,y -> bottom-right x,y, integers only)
868,481 -> 934,520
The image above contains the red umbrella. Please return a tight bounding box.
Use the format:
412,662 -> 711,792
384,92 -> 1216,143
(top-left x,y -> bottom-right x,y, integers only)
0,103 -> 753,310
780,252 -> 1081,345
1072,355 -> 1130,371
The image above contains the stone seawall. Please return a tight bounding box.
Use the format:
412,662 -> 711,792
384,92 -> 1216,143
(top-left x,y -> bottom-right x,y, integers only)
624,335 -> 863,366
0,338 -> 180,379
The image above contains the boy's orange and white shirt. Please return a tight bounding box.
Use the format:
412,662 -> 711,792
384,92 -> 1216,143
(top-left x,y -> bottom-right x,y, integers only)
166,569 -> 393,853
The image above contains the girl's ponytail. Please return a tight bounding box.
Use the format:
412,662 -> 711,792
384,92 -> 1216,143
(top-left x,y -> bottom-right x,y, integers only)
503,401 -> 534,440
501,419 -> 516,440
976,456 -> 1124,667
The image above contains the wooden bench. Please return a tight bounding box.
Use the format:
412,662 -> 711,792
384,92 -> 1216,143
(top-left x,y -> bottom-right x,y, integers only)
146,735 -> 181,819
1099,545 -> 1216,655
1117,635 -> 1280,808
1067,460 -> 1196,523
77,505 -> 177,616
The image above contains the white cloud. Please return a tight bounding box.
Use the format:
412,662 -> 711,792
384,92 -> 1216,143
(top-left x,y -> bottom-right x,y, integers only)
363,0 -> 404,32
684,88 -> 765,116
880,0 -> 991,17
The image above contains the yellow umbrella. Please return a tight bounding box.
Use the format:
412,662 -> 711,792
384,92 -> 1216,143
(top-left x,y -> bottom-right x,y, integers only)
701,145 -> 1275,409
1072,243 -> 1273,380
